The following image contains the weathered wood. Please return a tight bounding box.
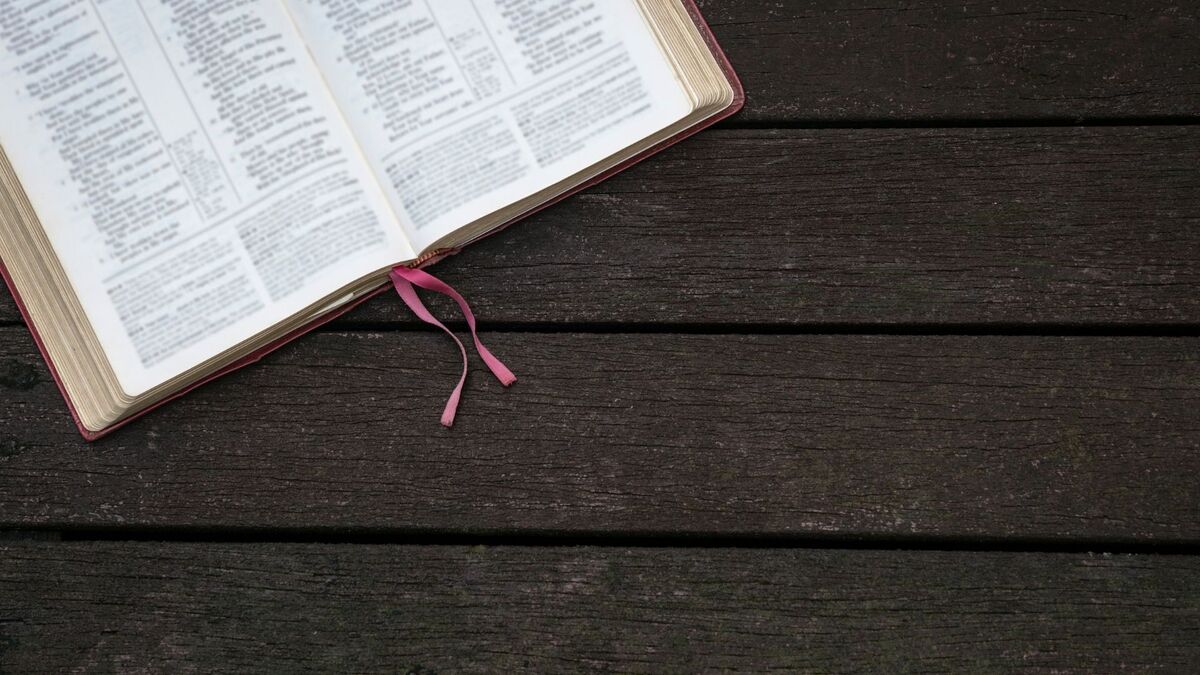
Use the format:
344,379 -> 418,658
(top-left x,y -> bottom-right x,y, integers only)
2,328 -> 1197,541
701,0 -> 1200,123
4,127 -> 1198,327
1,543 -> 1197,672
0,6 -> 1194,665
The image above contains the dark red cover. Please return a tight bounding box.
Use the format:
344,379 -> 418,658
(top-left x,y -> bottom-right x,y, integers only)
0,0 -> 744,441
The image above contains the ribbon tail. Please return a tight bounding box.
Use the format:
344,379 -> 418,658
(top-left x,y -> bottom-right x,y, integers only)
390,270 -> 468,428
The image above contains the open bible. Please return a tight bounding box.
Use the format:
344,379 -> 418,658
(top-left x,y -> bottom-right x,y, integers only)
0,0 -> 742,439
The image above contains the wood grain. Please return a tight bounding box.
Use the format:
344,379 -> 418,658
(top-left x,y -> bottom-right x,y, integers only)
2,328 -> 1196,542
701,0 -> 1200,123
1,4 -> 1196,667
1,542 -> 1197,672
4,127 -> 1198,327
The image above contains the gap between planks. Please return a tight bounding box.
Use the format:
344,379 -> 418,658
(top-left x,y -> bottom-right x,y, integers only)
3,526 -> 1200,557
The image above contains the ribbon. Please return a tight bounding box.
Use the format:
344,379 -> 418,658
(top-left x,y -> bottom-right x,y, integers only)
390,266 -> 516,427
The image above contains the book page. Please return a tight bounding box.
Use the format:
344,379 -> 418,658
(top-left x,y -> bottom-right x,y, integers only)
285,0 -> 693,252
0,0 -> 415,396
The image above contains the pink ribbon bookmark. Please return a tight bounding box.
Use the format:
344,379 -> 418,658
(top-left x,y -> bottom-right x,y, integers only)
390,266 -> 516,428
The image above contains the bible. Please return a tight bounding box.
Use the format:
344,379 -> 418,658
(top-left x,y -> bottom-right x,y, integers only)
0,0 -> 743,439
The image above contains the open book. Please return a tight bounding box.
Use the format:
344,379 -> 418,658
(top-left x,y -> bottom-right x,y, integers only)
0,0 -> 742,439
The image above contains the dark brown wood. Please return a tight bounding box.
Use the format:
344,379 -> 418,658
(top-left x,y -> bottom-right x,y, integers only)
1,3 -> 1195,666
701,0 -> 1200,123
2,328 -> 1197,542
2,542 -> 1197,672
5,127 -> 1198,327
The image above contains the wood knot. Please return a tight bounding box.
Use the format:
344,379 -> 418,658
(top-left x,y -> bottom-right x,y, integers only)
0,359 -> 39,391
0,438 -> 23,461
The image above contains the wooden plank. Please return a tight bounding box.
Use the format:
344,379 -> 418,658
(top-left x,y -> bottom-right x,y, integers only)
701,0 -> 1200,123
4,127 -> 1199,327
1,542 -> 1197,671
2,328 -> 1197,542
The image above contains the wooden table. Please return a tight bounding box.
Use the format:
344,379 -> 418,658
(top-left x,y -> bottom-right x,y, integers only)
2,1 -> 1198,671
